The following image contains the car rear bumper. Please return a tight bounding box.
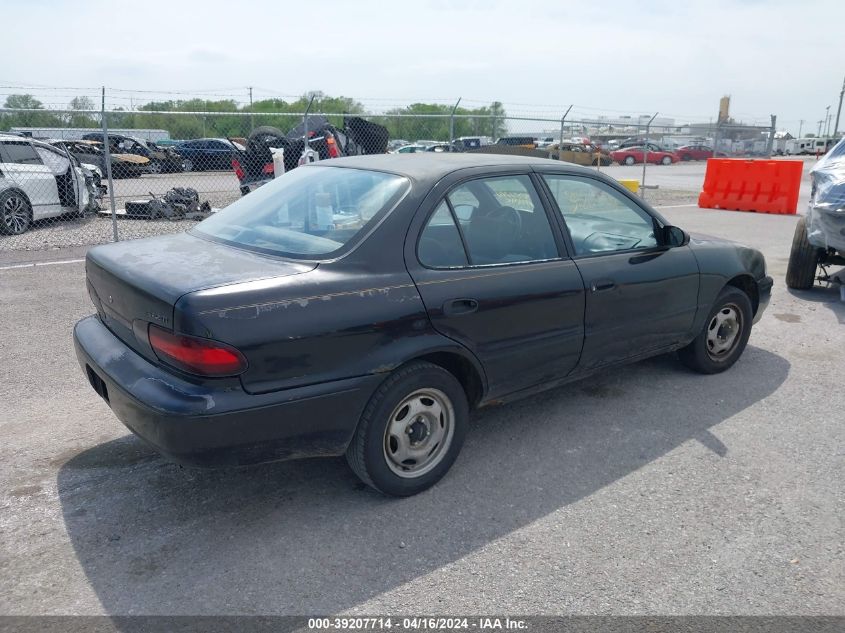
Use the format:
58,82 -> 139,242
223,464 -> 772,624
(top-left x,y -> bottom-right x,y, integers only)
755,275 -> 774,323
74,315 -> 382,467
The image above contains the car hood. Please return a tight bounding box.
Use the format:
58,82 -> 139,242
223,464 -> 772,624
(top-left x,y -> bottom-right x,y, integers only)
112,153 -> 149,164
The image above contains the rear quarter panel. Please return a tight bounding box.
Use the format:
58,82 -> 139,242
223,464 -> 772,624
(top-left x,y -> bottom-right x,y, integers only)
176,266 -> 471,395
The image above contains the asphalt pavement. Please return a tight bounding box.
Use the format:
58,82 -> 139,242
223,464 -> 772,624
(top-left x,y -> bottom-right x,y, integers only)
0,190 -> 842,616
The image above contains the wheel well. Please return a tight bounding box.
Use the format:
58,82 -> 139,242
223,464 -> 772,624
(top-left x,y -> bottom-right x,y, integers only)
726,275 -> 759,315
1,188 -> 32,208
415,352 -> 484,408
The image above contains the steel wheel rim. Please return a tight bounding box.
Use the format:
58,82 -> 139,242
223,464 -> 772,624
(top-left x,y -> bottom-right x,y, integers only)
3,195 -> 29,234
383,388 -> 454,478
706,303 -> 743,361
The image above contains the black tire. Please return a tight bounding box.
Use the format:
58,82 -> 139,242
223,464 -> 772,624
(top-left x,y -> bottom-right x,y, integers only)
678,286 -> 753,374
0,190 -> 32,235
661,155 -> 672,165
249,125 -> 287,144
346,361 -> 469,497
624,155 -> 636,165
785,217 -> 820,290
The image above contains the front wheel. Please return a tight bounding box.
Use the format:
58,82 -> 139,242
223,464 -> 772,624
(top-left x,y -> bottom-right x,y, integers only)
662,155 -> 673,165
785,217 -> 821,290
678,286 -> 753,374
624,155 -> 636,165
346,361 -> 468,496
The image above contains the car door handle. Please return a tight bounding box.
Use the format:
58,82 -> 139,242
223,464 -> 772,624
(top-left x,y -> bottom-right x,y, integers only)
443,298 -> 479,316
590,279 -> 616,292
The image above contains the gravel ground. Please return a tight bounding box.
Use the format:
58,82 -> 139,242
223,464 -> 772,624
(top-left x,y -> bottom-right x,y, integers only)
0,193 -> 842,615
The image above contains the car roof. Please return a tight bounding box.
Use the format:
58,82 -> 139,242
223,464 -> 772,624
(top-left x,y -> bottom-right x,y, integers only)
308,153 -> 596,181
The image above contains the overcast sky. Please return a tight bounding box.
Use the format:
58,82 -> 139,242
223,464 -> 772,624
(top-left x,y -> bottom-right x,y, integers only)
3,0 -> 844,133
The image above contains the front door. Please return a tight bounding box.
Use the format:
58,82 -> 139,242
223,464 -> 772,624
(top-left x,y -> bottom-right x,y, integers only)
0,141 -> 61,215
539,173 -> 700,370
406,172 -> 586,398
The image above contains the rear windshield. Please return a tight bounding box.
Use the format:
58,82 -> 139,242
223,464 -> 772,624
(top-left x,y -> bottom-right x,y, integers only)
193,165 -> 409,259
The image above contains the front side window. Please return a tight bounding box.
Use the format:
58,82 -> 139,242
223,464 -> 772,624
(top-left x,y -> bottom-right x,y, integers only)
194,165 -> 409,258
543,175 -> 659,255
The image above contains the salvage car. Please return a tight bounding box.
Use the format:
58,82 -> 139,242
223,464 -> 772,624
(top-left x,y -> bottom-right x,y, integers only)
0,135 -> 93,234
175,138 -> 238,171
786,136 -> 845,290
82,133 -> 184,173
610,146 -> 679,165
50,139 -> 148,179
231,116 -> 389,196
547,142 -> 613,166
74,154 -> 772,496
676,145 -> 714,161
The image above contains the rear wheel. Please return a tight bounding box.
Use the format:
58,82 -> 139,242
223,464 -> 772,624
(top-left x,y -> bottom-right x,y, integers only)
785,217 -> 821,290
0,190 -> 32,235
182,159 -> 193,172
346,361 -> 468,496
678,286 -> 753,374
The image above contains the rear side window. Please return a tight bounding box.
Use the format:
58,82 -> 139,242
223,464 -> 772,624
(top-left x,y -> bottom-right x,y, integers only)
418,175 -> 559,268
1,142 -> 42,165
418,202 -> 468,268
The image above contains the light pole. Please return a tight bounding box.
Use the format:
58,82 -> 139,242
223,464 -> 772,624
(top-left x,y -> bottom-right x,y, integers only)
818,119 -> 824,136
834,74 -> 845,138
824,105 -> 831,137
798,119 -> 803,138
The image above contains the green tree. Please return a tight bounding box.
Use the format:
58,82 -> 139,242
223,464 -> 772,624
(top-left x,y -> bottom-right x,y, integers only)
1,93 -> 63,128
67,96 -> 98,128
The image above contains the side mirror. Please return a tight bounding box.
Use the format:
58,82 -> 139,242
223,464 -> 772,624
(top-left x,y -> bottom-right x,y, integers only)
662,225 -> 689,247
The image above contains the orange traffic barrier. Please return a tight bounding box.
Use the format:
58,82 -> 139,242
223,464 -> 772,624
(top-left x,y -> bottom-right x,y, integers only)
698,159 -> 803,215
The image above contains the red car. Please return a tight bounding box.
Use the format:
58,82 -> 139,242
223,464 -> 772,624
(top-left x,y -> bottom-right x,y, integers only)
676,145 -> 714,161
610,146 -> 679,165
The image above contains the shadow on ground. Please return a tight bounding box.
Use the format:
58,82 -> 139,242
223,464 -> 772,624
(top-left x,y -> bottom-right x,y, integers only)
788,283 -> 845,324
57,346 -> 789,618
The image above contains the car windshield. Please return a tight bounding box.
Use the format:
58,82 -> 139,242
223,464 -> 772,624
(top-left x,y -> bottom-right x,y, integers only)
193,165 -> 409,259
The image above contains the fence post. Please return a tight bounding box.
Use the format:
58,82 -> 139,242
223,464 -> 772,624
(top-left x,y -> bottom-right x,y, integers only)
766,114 -> 777,157
712,121 -> 720,160
559,104 -> 573,146
449,97 -> 461,144
641,112 -> 658,199
100,86 -> 119,242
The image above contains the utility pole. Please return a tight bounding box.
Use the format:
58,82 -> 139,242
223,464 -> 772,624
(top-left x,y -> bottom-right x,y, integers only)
798,119 -> 803,138
824,105 -> 831,137
834,74 -> 844,138
818,119 -> 824,136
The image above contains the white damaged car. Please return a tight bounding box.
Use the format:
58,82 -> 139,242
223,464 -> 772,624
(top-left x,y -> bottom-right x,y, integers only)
0,134 -> 94,235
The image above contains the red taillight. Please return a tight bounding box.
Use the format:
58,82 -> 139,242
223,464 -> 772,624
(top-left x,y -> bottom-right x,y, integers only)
231,158 -> 244,181
262,162 -> 275,175
148,324 -> 247,377
326,136 -> 340,158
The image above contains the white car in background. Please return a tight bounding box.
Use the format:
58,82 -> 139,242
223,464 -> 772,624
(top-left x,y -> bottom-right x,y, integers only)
0,134 -> 92,235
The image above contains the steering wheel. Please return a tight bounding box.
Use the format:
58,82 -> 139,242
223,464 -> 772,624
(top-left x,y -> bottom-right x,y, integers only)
487,205 -> 522,234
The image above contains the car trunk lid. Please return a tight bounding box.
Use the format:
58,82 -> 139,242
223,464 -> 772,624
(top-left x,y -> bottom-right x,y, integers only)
86,232 -> 315,360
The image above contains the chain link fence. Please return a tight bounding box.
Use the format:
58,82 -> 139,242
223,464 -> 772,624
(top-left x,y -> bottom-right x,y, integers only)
0,100 -> 781,256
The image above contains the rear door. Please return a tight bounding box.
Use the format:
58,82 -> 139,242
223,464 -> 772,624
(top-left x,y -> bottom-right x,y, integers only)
539,172 -> 699,370
0,141 -> 61,215
406,170 -> 585,399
